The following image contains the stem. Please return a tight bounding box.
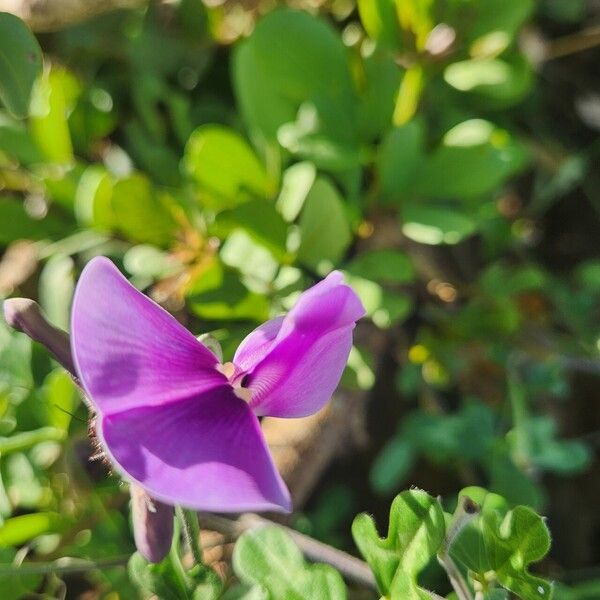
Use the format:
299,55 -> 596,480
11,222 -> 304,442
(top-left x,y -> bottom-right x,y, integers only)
437,496 -> 479,600
176,507 -> 203,567
0,555 -> 130,576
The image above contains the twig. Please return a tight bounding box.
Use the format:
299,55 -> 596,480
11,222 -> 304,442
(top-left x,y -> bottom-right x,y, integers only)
546,26 -> 600,60
199,513 -> 377,591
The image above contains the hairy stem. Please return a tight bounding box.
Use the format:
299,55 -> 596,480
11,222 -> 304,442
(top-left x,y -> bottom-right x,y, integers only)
176,507 -> 203,567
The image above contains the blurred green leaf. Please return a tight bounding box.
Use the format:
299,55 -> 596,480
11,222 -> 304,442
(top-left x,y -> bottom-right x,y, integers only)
214,200 -> 288,260
346,249 -> 415,284
111,173 -> 176,246
415,120 -> 529,199
444,54 -> 533,107
358,0 -> 401,48
352,489 -> 445,598
297,177 -> 351,271
276,162 -> 316,222
233,525 -> 347,600
377,120 -> 425,201
0,548 -> 42,599
0,512 -> 62,546
183,124 -> 269,210
0,197 -> 69,243
29,67 -> 78,163
370,437 -> 416,495
401,203 -> 477,245
220,230 -> 279,293
233,9 -> 357,146
74,165 -> 114,230
0,13 -> 42,119
39,254 -> 74,330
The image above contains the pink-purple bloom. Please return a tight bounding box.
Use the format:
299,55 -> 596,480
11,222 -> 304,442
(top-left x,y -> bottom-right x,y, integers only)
70,257 -> 364,513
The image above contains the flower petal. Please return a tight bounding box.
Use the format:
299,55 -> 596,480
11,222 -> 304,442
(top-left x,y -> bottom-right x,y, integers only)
99,386 -> 291,512
240,271 -> 365,417
71,257 -> 224,416
233,316 -> 284,373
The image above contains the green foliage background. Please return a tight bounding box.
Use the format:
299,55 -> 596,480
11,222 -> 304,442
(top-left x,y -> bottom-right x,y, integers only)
0,0 -> 598,598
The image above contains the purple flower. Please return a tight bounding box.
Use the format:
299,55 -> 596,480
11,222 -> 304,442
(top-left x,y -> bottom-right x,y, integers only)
70,257 -> 365,513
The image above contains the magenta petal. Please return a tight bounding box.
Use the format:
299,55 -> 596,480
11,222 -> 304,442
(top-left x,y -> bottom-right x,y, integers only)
71,257 -> 225,416
99,386 -> 291,512
240,271 -> 365,418
233,316 -> 284,373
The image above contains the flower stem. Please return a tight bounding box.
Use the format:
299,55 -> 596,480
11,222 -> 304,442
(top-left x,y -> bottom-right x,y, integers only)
175,507 -> 203,567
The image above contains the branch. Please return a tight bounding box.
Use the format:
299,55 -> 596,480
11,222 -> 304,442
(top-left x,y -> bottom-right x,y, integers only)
0,0 -> 147,32
199,513 -> 377,591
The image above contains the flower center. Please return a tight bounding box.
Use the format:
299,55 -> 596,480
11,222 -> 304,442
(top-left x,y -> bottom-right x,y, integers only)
217,361 -> 253,403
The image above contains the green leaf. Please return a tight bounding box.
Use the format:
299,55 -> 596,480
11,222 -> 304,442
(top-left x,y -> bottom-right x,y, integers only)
220,230 -> 279,293
74,165 -> 114,230
0,427 -> 65,455
39,369 -> 78,431
0,111 -> 43,163
111,173 -> 176,246
444,54 -> 533,107
186,262 -> 269,322
297,177 -> 351,271
221,584 -> 269,600
0,13 -> 42,118
509,417 -> 591,475
414,120 -> 529,200
344,274 -> 413,328
214,200 -> 288,260
377,120 -> 425,201
0,197 -> 69,243
233,9 -> 357,146
233,525 -> 347,600
346,249 -> 415,284
0,548 -> 41,600
0,512 -> 62,546
370,436 -> 416,494
452,490 -> 553,600
276,162 -> 316,222
128,551 -> 190,600
183,124 -> 269,210
39,254 -> 75,330
401,203 -> 477,245
352,489 -> 446,598
358,0 -> 401,47
29,67 -> 78,163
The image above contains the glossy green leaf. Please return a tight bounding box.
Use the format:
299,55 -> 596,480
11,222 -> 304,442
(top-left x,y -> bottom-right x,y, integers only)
233,525 -> 347,600
352,489 -> 446,598
0,13 -> 42,118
